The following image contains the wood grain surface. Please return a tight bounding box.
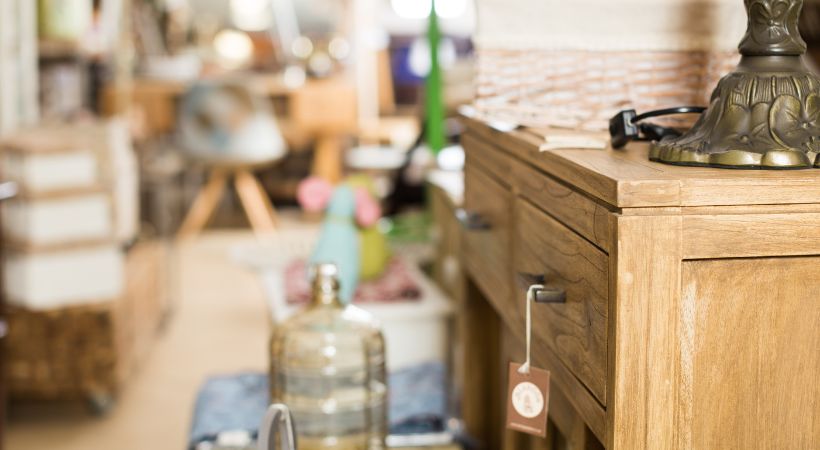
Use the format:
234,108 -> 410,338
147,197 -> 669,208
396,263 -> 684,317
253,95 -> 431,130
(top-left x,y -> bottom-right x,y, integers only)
514,199 -> 609,405
682,213 -> 820,259
607,215 -> 683,450
510,156 -> 612,253
462,115 -> 820,208
462,164 -> 514,313
681,258 -> 820,449
460,280 -> 504,450
502,323 -> 605,450
459,116 -> 820,450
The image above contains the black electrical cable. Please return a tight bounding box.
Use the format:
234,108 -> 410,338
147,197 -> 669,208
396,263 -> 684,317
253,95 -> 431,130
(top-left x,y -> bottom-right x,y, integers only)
609,106 -> 707,149
632,106 -> 706,123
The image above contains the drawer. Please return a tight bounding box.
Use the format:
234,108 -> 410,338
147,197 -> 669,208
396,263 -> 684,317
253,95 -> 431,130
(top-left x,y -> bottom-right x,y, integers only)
510,157 -> 612,253
513,199 -> 609,405
461,133 -> 514,177
501,323 -> 606,447
462,163 -> 514,314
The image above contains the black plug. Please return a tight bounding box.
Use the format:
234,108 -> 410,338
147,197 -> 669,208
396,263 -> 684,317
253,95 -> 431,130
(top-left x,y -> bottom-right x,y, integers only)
638,122 -> 682,142
609,109 -> 638,149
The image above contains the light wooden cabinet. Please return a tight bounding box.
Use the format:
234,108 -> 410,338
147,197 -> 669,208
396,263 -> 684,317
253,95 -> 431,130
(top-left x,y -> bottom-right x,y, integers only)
458,117 -> 820,450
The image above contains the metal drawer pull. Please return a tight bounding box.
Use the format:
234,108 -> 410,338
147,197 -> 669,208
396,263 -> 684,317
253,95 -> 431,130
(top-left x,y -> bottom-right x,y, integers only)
533,286 -> 566,304
455,208 -> 492,231
517,272 -> 567,304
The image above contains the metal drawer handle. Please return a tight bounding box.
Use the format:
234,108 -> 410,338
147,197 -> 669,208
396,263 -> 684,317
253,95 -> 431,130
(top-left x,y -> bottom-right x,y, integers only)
517,272 -> 567,304
455,208 -> 492,231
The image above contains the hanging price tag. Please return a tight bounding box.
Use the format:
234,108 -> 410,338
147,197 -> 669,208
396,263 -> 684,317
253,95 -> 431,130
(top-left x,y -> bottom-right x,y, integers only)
506,362 -> 550,437
506,285 -> 550,437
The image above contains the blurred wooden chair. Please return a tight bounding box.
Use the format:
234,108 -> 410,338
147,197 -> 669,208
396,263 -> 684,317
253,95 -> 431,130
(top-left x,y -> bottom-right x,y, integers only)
175,81 -> 286,239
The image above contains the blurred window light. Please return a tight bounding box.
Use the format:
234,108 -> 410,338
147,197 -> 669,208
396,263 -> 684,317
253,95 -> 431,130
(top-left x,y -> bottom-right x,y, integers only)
437,145 -> 465,171
291,36 -> 314,59
328,36 -> 351,60
408,36 -> 457,77
390,0 -> 432,19
435,0 -> 468,19
390,0 -> 468,19
283,65 -> 307,88
308,52 -> 333,77
214,29 -> 255,69
231,0 -> 272,31
162,0 -> 188,10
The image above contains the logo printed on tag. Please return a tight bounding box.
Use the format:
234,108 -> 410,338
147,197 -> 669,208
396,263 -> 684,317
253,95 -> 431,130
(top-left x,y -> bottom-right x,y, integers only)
511,381 -> 544,418
506,362 -> 550,437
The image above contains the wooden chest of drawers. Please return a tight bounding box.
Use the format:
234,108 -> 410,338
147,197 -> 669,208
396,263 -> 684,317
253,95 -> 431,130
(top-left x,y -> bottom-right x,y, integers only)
457,117 -> 820,450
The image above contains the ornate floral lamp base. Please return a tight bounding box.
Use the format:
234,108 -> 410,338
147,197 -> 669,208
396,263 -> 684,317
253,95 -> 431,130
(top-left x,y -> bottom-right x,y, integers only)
651,0 -> 820,169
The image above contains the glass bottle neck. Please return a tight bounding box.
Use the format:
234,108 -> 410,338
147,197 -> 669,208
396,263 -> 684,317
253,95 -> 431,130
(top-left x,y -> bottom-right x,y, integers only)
311,291 -> 343,308
309,263 -> 343,308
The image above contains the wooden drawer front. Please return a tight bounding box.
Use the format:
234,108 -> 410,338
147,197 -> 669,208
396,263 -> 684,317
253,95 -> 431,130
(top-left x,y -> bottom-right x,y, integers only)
501,324 -> 605,449
514,199 -> 609,405
511,157 -> 612,253
463,164 -> 513,312
462,133 -> 514,177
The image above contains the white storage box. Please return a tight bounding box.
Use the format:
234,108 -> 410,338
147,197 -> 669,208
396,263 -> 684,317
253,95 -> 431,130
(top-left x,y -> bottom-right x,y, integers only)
4,243 -> 124,310
260,263 -> 453,372
2,189 -> 113,246
357,272 -> 453,371
1,120 -> 139,244
86,118 -> 139,243
231,230 -> 454,372
1,128 -> 99,194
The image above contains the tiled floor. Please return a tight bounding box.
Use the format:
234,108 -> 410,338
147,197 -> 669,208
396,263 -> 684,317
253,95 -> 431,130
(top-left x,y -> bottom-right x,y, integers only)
7,230 -> 271,450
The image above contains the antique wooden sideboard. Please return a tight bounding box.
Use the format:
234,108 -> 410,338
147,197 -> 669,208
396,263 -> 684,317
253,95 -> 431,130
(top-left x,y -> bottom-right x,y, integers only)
457,116 -> 820,449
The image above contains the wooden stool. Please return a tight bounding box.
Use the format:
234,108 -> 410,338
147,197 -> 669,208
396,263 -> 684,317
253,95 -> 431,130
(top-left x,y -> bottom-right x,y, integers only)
177,167 -> 278,239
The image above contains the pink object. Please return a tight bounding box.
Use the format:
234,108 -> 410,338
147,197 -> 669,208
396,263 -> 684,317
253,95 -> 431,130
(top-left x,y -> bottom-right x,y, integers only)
285,258 -> 421,305
354,188 -> 381,227
296,176 -> 333,212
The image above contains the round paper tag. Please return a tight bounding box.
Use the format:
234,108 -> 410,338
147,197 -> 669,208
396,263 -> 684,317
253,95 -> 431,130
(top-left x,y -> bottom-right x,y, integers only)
511,381 -> 544,419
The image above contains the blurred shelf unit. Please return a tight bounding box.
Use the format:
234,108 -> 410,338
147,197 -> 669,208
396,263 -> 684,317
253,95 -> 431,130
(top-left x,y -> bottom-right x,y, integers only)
37,40 -> 89,120
0,126 -> 123,311
0,121 -> 138,252
38,39 -> 85,61
36,0 -> 104,119
0,121 -> 161,407
0,0 -> 39,135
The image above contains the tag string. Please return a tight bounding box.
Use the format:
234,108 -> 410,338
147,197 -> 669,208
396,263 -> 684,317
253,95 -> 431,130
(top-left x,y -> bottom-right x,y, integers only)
518,284 -> 543,375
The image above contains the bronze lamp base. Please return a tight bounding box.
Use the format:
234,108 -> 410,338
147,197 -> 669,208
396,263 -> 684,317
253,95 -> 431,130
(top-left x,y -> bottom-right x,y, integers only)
651,0 -> 820,169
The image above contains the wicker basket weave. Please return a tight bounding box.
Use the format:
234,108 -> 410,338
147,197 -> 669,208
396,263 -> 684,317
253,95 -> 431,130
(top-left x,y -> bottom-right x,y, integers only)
473,0 -> 746,130
6,241 -> 169,405
475,49 -> 740,130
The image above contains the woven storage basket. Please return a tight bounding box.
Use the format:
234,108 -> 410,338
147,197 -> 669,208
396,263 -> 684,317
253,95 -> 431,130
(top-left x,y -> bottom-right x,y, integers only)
473,0 -> 747,130
6,241 -> 168,405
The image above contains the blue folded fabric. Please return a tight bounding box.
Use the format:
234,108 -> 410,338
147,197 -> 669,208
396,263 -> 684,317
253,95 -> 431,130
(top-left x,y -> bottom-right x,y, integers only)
387,362 -> 447,430
188,373 -> 269,448
188,362 -> 447,449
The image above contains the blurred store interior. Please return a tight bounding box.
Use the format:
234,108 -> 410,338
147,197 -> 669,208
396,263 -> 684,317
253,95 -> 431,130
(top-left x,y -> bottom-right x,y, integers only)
0,0 -> 474,449
8,1 -> 820,450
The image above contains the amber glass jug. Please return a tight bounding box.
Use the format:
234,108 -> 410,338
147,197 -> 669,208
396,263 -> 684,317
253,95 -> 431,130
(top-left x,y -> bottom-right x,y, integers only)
270,263 -> 387,450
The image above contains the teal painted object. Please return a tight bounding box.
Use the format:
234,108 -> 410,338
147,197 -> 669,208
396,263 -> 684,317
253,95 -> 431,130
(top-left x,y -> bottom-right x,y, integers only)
308,185 -> 360,304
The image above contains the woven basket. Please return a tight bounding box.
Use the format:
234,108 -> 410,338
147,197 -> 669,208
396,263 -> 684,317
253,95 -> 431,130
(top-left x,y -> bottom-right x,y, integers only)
473,0 -> 747,130
6,241 -> 168,403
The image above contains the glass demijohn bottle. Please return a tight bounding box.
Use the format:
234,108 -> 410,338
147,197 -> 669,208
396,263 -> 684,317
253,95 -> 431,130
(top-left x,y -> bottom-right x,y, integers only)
270,263 -> 387,450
